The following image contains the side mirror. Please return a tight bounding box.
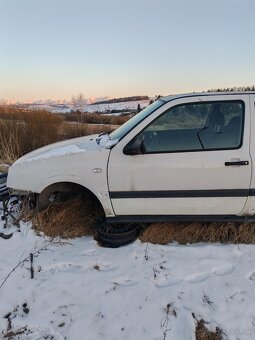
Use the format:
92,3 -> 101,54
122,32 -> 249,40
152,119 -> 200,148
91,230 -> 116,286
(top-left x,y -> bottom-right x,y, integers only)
123,138 -> 145,155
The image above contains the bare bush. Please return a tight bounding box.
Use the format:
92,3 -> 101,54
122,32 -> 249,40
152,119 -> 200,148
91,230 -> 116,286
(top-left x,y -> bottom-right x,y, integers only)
0,120 -> 23,163
24,110 -> 62,150
65,111 -> 129,125
60,122 -> 112,140
0,108 -> 62,163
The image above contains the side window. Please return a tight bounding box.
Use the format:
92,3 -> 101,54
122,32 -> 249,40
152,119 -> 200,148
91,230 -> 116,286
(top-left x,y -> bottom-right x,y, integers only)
137,101 -> 244,153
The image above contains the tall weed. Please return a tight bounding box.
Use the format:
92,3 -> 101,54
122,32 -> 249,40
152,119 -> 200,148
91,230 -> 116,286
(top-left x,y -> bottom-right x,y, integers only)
65,111 -> 129,125
0,106 -> 122,164
0,108 -> 62,163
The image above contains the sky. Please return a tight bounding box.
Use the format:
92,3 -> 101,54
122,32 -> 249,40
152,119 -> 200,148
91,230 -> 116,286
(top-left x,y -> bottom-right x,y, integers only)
0,0 -> 255,101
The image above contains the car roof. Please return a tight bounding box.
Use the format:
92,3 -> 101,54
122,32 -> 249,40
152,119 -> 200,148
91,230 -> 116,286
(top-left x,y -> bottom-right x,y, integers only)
161,91 -> 255,103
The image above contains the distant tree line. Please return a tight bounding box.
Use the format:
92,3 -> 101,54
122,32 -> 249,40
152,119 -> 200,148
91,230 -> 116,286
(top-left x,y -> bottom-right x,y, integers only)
91,95 -> 149,105
208,85 -> 255,92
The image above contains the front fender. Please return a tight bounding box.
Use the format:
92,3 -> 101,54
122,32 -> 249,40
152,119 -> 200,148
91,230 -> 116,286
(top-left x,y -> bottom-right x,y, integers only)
36,174 -> 115,217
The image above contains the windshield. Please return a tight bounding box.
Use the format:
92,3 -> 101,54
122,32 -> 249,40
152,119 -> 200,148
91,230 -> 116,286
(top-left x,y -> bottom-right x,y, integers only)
109,99 -> 165,141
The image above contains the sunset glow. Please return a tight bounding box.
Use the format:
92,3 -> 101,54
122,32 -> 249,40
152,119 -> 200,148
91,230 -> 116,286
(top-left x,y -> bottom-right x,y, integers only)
1,0 -> 255,102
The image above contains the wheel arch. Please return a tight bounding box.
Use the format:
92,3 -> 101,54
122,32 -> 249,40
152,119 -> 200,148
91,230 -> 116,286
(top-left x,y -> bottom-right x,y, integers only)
35,175 -> 114,216
36,180 -> 112,215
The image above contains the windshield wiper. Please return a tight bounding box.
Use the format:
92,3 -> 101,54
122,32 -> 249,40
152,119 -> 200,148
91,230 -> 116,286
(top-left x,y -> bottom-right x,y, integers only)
96,132 -> 107,145
96,129 -> 115,144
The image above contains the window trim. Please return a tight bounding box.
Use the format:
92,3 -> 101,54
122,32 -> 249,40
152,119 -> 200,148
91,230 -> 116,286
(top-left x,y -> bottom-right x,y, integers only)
123,100 -> 245,155
109,99 -> 165,142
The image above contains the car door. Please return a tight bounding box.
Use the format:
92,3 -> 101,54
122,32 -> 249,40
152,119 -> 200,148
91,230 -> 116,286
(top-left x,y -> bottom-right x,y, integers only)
108,94 -> 251,218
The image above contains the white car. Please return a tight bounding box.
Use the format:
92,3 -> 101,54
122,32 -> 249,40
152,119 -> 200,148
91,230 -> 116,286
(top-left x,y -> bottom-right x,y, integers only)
7,92 -> 255,227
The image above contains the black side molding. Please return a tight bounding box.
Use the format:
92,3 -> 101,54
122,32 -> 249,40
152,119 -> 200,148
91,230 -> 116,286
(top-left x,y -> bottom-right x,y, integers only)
110,189 -> 252,199
106,214 -> 255,224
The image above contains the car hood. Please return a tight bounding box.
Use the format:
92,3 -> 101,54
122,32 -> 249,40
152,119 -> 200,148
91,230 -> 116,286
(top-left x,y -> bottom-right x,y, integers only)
13,134 -> 102,165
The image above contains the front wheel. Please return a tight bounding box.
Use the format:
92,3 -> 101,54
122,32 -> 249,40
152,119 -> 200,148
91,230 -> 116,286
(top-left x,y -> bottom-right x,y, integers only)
36,185 -> 70,211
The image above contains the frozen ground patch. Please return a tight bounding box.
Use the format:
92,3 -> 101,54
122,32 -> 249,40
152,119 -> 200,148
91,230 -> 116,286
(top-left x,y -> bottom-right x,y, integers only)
1,209 -> 255,339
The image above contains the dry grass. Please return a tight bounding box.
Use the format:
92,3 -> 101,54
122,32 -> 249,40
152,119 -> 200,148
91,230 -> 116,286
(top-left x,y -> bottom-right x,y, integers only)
0,106 -> 122,164
0,108 -> 63,163
0,164 -> 9,173
195,320 -> 222,340
0,120 -> 25,164
60,122 -> 116,140
65,111 -> 129,125
23,197 -> 104,239
139,221 -> 255,245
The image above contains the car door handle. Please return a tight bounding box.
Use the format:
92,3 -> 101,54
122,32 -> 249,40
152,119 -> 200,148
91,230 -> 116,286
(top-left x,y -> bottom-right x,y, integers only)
225,161 -> 249,166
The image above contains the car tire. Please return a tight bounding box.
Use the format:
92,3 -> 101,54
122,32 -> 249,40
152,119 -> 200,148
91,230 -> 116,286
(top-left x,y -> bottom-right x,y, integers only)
95,222 -> 140,248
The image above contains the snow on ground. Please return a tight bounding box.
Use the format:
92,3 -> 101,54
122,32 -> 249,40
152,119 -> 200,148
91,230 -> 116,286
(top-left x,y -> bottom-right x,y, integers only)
1,208 -> 255,339
85,100 -> 150,114
27,100 -> 150,114
27,104 -> 72,114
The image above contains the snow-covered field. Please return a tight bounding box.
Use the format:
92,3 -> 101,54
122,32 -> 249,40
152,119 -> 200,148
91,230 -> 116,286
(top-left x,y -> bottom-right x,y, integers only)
85,100 -> 150,114
27,100 -> 150,115
1,208 -> 255,339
